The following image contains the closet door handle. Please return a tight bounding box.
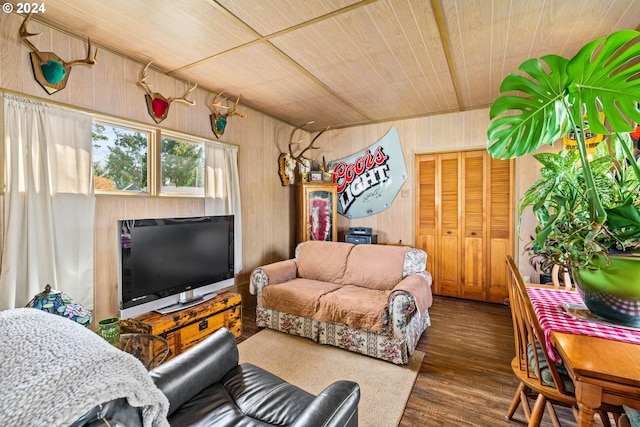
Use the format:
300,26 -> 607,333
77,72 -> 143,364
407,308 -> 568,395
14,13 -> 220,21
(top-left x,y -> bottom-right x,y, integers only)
446,230 -> 451,234
471,232 -> 476,236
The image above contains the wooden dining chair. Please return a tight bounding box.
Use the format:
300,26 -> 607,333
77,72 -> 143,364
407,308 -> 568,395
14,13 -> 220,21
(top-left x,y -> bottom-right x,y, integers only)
505,256 -> 619,427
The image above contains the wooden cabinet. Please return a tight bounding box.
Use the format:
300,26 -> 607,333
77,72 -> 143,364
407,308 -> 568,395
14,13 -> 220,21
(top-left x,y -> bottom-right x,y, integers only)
121,291 -> 242,361
296,182 -> 338,243
415,150 -> 513,303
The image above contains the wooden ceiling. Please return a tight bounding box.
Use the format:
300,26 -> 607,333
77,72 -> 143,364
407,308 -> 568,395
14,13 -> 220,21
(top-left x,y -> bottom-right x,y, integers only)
23,0 -> 640,132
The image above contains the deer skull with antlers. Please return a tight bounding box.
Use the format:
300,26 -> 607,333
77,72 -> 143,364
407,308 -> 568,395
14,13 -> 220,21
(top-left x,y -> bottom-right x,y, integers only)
210,91 -> 246,138
20,12 -> 98,95
139,61 -> 197,124
278,122 -> 328,186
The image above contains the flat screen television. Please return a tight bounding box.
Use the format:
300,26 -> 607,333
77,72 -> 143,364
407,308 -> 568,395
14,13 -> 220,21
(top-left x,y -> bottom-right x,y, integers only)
118,215 -> 234,319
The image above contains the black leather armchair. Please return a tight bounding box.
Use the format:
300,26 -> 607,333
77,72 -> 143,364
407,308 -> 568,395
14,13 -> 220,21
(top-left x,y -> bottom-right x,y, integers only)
150,327 -> 360,426
72,327 -> 359,427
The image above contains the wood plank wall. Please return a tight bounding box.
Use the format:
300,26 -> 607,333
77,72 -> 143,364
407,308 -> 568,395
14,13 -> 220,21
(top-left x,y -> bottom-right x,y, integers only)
0,11 -> 540,320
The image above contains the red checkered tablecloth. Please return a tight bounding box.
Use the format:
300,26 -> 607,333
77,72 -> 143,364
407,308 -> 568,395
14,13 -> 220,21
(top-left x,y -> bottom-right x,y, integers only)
526,286 -> 640,362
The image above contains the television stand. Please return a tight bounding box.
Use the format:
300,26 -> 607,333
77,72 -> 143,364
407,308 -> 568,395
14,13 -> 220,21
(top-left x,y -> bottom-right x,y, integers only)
120,291 -> 242,361
155,291 -> 218,314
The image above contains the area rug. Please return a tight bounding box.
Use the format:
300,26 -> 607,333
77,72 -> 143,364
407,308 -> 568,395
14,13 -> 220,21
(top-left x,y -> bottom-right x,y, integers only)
237,329 -> 424,427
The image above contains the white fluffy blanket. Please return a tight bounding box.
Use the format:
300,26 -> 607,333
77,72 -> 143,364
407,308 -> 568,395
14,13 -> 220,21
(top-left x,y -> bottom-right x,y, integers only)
0,308 -> 169,426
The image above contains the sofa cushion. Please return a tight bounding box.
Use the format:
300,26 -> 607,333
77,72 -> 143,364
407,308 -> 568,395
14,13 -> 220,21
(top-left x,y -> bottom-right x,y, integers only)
341,244 -> 408,290
262,278 -> 343,318
315,285 -> 391,332
296,241 -> 354,283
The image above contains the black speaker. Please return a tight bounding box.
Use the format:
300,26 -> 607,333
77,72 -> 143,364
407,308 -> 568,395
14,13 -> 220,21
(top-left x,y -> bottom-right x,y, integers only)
345,234 -> 377,244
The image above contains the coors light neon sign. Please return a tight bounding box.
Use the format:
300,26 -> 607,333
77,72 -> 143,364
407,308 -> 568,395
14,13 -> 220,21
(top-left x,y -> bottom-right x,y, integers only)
328,126 -> 407,219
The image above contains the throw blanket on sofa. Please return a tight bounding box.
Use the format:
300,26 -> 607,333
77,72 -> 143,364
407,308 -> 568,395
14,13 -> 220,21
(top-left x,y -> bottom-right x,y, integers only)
0,308 -> 169,427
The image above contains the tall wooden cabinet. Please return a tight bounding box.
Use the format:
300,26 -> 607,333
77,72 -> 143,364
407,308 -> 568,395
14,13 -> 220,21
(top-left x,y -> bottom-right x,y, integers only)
415,150 -> 513,304
296,182 -> 338,243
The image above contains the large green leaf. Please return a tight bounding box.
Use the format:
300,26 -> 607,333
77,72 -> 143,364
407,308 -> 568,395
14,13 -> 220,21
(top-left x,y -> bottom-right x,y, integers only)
567,31 -> 640,135
487,55 -> 570,159
607,199 -> 640,232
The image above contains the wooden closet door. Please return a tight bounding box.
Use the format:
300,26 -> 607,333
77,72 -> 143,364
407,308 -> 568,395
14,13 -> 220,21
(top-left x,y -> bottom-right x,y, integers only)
487,157 -> 513,303
416,155 -> 437,283
461,151 -> 486,300
415,150 -> 513,303
438,153 -> 461,297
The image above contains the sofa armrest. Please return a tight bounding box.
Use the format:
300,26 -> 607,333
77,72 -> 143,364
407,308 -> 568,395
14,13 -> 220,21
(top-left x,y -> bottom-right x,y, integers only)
149,328 -> 238,417
291,380 -> 360,427
250,259 -> 298,303
390,273 -> 432,315
388,273 -> 433,334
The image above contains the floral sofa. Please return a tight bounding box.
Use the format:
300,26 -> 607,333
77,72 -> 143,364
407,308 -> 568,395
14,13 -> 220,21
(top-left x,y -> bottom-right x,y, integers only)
250,240 -> 433,364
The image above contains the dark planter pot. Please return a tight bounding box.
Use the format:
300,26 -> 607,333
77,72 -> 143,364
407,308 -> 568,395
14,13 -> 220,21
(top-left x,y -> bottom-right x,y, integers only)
572,255 -> 640,328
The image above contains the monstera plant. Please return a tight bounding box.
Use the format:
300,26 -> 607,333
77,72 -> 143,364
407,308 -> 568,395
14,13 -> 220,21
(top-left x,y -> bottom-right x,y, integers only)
487,30 -> 640,326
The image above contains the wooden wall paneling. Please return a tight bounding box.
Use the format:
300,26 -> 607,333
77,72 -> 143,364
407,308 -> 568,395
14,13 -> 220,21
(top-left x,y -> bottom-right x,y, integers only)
67,33 -> 97,111
425,113 -> 453,152
242,115 -> 267,272
257,116 -> 273,269
124,60 -> 152,124
93,48 -> 126,118
169,78 -> 188,132
465,109 -> 490,144
276,120 -> 295,259
192,88 -> 214,138
122,195 -> 151,220
0,13 -> 22,91
158,71 -> 183,131
156,197 -> 205,218
47,26 -> 71,105
513,142 -> 560,281
93,195 -> 126,320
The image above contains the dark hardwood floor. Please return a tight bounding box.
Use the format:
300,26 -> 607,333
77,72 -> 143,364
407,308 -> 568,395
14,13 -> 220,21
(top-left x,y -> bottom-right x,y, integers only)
239,293 -> 603,427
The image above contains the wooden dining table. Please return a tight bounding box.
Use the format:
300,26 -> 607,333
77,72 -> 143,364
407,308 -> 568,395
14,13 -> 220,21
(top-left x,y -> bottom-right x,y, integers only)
526,286 -> 640,427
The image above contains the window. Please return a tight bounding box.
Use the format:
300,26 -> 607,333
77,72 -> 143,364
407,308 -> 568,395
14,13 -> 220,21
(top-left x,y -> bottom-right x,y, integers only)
161,134 -> 205,196
92,121 -> 151,193
92,118 -> 208,196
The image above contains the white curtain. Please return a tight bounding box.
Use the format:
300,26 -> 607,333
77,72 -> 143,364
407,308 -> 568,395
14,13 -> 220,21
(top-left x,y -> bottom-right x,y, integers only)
0,95 -> 94,309
204,142 -> 242,273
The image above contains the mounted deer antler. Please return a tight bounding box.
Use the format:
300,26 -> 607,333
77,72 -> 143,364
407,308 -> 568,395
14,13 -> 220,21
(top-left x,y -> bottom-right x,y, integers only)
139,62 -> 197,124
319,155 -> 335,178
289,126 -> 327,167
278,122 -> 328,186
19,12 -> 98,94
210,91 -> 246,138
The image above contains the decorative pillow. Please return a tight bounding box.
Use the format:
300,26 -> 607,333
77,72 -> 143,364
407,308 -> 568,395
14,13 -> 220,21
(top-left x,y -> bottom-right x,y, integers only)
296,241 -> 354,283
341,244 -> 407,290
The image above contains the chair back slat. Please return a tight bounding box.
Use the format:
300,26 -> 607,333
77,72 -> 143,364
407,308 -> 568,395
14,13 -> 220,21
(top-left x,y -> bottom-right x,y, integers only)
506,256 -> 529,371
506,256 -> 569,394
